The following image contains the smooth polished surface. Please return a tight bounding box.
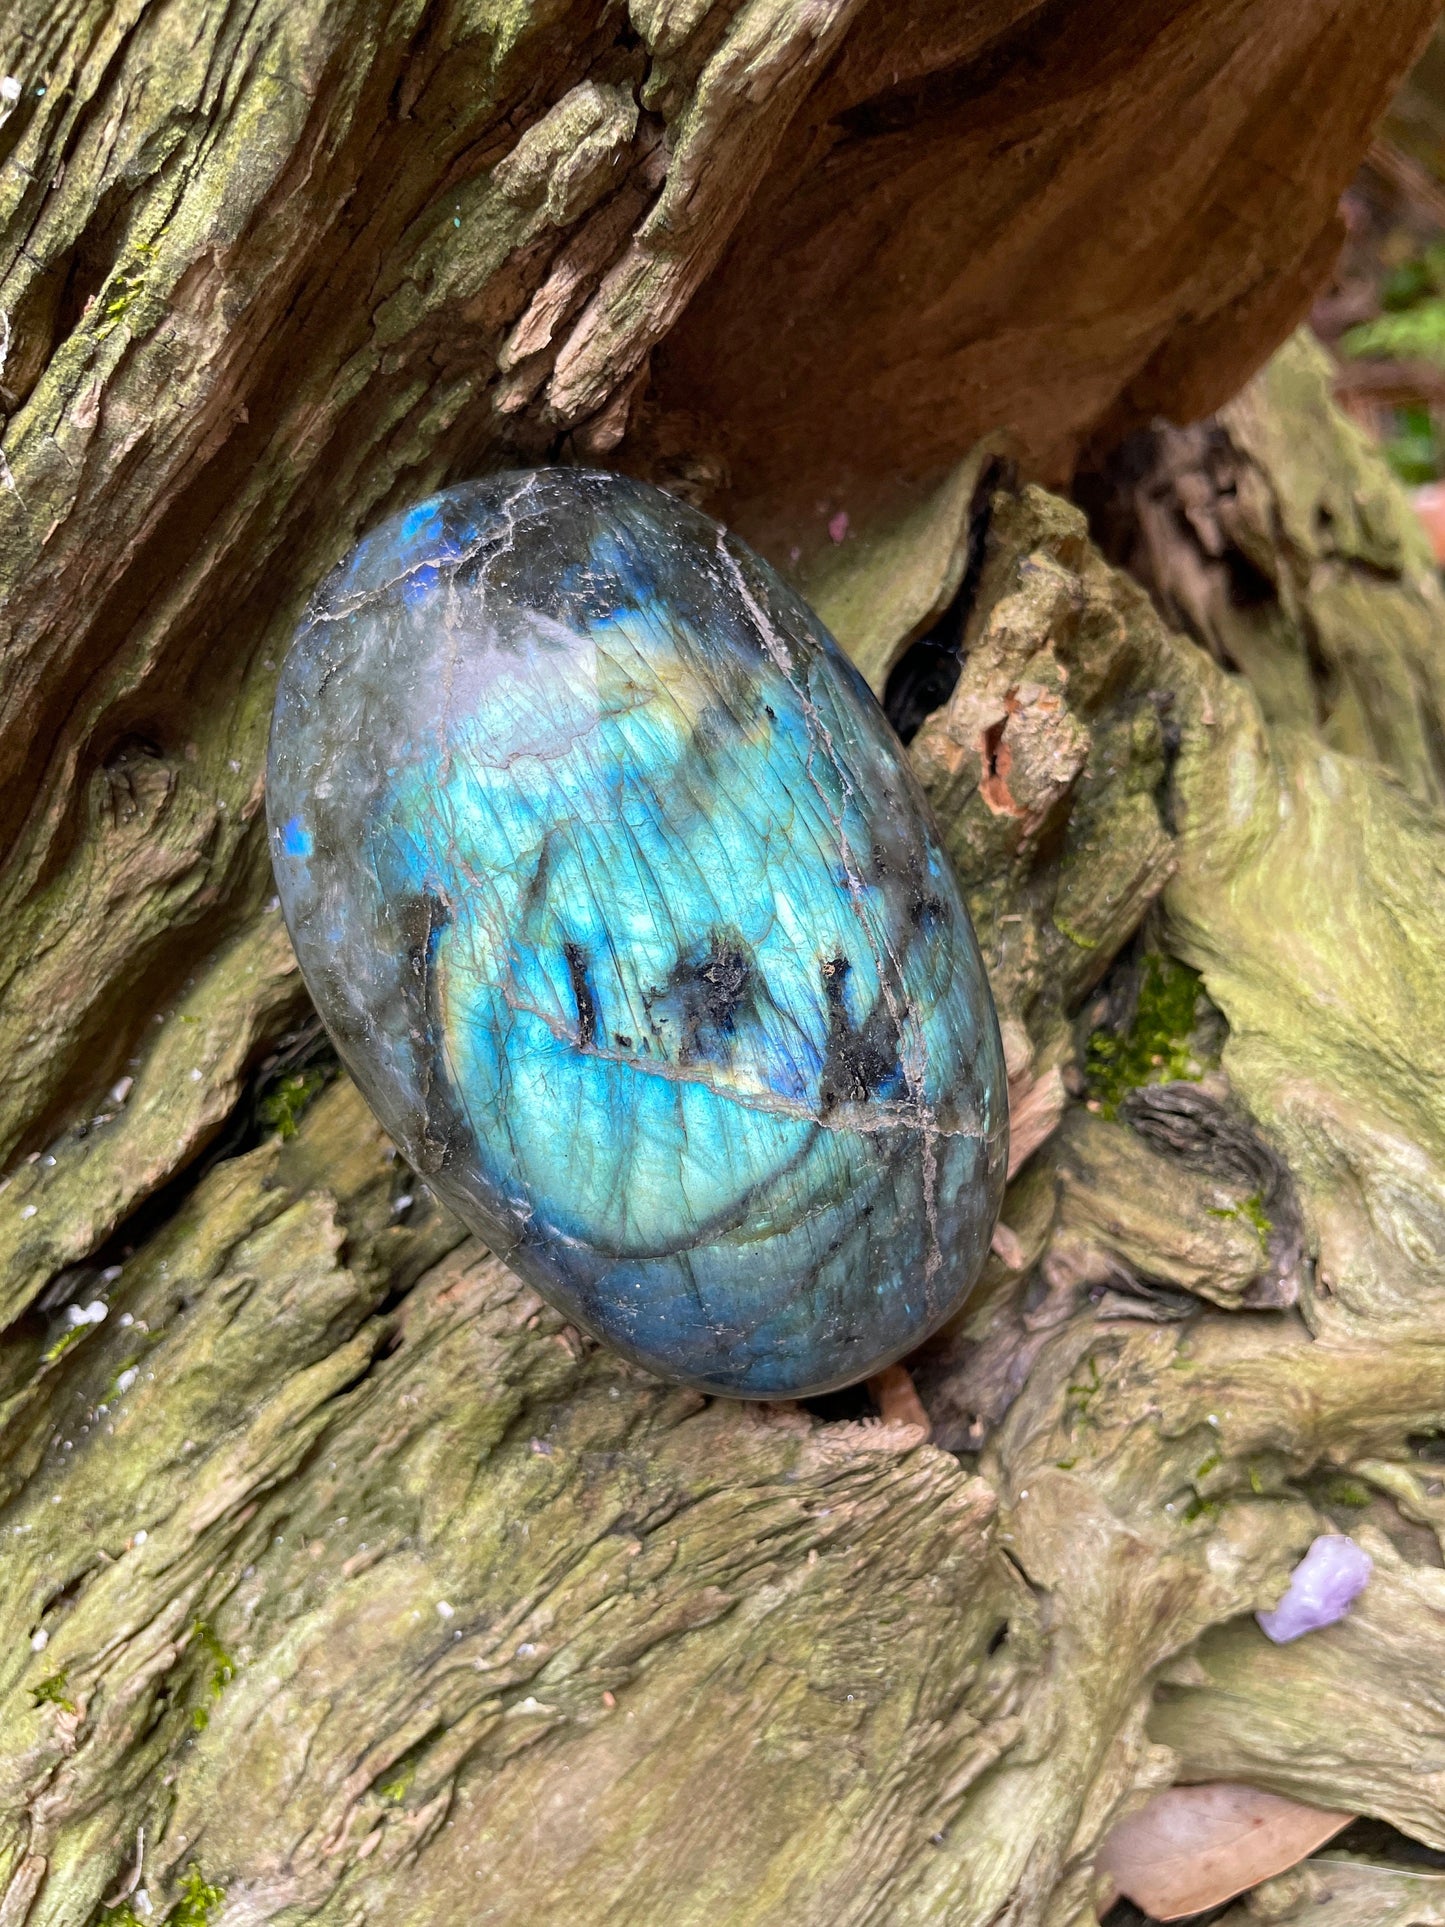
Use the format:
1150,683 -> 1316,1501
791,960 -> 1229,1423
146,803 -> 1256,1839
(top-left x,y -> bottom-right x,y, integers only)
268,470 -> 1007,1396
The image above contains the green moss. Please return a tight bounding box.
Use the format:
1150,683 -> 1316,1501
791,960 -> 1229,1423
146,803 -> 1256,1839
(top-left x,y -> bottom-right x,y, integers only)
180,1620 -> 234,1736
171,1869 -> 225,1927
191,1619 -> 236,1698
379,1760 -> 417,1804
1323,1476 -> 1371,1509
1065,1354 -> 1103,1427
1337,257 -> 1445,481
94,243 -> 157,338
1053,914 -> 1102,952
1208,1191 -> 1273,1250
1382,242 -> 1445,310
1340,242 -> 1445,371
1385,402 -> 1445,486
1085,954 -> 1206,1118
31,1671 -> 76,1713
1342,302 -> 1445,369
102,1867 -> 224,1927
42,1323 -> 91,1366
1238,1192 -> 1272,1242
258,1069 -> 326,1141
99,274 -> 142,328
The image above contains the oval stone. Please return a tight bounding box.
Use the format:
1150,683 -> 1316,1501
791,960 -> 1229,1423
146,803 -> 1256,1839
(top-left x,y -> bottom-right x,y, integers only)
267,469 -> 1007,1397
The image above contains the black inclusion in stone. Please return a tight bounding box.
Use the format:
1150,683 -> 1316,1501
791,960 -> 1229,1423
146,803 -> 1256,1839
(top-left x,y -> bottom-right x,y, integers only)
818,958 -> 902,1111
564,942 -> 598,1048
697,938 -> 750,1030
651,932 -> 754,1064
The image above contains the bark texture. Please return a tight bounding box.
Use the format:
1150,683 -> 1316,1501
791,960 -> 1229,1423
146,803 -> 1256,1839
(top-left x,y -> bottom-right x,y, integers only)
1,2 -> 1443,1923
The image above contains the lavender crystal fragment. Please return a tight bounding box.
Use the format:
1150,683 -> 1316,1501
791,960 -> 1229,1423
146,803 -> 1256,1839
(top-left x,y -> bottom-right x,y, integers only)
1256,1534 -> 1373,1643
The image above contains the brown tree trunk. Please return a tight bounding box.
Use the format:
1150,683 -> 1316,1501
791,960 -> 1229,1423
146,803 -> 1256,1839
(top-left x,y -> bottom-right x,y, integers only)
0,4 -> 1440,1923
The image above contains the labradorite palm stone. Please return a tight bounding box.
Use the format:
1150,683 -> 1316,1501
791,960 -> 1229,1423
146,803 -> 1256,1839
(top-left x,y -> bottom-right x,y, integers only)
268,470 -> 1007,1397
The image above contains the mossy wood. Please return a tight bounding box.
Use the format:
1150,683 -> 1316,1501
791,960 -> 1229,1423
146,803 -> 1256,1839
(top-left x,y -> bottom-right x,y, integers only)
0,1 -> 1443,1921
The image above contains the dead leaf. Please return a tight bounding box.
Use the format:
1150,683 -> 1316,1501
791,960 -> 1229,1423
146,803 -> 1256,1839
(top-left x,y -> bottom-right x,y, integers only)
1096,1783 -> 1353,1920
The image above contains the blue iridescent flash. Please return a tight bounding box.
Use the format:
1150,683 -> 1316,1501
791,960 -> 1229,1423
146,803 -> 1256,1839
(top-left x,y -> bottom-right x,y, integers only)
267,469 -> 1007,1396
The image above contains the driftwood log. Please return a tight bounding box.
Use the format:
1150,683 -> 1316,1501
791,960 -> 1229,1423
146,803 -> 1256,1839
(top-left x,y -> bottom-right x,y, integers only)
0,3 -> 1443,1922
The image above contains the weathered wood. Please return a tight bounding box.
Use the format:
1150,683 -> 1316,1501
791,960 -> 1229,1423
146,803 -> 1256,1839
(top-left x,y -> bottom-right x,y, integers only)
3,0 -> 1445,1920
0,0 -> 1432,1167
4,354 -> 1445,1922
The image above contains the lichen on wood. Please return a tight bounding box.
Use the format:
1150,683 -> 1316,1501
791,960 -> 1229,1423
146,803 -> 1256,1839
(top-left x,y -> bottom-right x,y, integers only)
2,0 -> 1445,1920
8,360 -> 1445,1919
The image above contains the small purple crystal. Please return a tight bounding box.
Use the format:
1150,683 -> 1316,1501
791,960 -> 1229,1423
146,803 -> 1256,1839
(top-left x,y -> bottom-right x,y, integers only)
1256,1534 -> 1373,1643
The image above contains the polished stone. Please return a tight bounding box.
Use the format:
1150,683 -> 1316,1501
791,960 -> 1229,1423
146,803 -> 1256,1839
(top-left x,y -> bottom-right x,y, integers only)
268,470 -> 1007,1396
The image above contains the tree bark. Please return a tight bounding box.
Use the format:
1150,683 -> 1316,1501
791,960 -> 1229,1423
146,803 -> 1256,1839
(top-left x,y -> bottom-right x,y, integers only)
0,4 -> 1442,1923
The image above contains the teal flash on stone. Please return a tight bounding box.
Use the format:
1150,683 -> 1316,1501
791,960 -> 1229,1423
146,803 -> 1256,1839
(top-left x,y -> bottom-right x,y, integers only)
267,469 -> 1008,1397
